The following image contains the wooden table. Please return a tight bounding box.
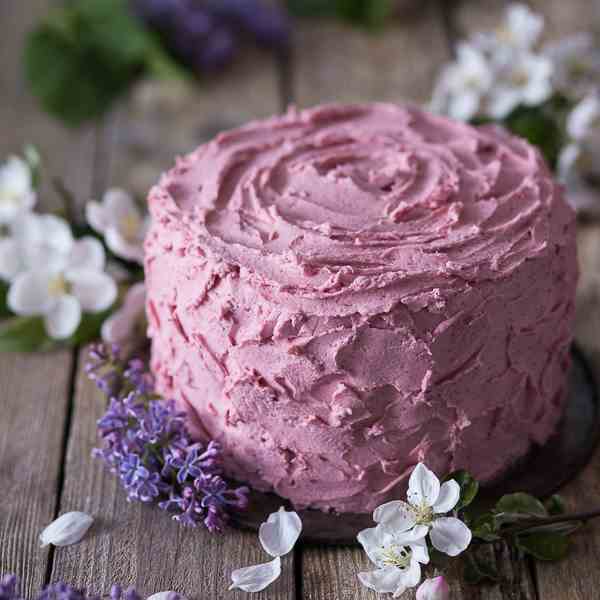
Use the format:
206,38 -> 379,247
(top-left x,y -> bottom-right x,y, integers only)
2,1 -> 600,598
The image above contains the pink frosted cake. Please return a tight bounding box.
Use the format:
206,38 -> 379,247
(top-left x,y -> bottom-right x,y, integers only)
145,103 -> 577,514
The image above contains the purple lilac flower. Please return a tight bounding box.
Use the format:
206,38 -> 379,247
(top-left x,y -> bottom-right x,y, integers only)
0,577 -> 171,600
167,441 -> 221,484
88,343 -> 248,532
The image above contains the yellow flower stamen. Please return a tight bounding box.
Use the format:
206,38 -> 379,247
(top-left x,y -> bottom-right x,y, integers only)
48,275 -> 68,297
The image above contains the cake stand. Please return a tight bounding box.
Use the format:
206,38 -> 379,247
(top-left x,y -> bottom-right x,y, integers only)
232,346 -> 600,544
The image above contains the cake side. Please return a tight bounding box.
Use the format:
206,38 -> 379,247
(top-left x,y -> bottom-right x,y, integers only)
145,103 -> 577,513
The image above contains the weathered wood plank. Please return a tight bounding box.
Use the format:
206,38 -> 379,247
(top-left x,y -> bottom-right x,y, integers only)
292,0 -> 448,107
50,349 -> 296,600
0,1 -> 96,595
0,352 -> 73,596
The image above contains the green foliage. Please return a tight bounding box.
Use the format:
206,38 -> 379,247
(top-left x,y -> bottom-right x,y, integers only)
287,0 -> 394,28
516,532 -> 570,561
495,492 -> 548,522
470,512 -> 501,542
546,495 -> 566,516
445,469 -> 479,511
24,0 -> 182,126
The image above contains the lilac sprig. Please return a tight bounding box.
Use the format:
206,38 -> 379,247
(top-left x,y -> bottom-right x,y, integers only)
0,576 -> 172,600
87,344 -> 249,533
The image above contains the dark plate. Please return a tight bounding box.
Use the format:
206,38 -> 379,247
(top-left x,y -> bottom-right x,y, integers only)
232,346 -> 600,544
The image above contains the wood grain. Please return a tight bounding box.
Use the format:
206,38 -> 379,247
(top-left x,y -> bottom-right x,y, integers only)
50,349 -> 296,600
0,352 -> 73,596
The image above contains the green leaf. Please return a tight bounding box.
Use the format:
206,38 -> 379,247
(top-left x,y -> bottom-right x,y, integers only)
24,0 -> 182,125
444,469 -> 479,510
516,532 -> 569,561
0,317 -> 51,353
23,144 -> 42,189
286,0 -> 394,28
546,495 -> 566,516
0,281 -> 13,319
502,102 -> 565,170
495,493 -> 547,521
471,512 -> 501,542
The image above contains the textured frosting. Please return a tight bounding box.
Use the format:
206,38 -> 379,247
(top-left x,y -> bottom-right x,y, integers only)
145,103 -> 577,513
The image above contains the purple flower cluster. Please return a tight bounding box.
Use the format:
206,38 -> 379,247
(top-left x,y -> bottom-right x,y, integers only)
87,344 -> 249,533
0,576 -> 176,600
132,0 -> 291,75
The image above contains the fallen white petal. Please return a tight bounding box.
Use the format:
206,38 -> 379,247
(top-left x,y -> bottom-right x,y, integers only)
433,480 -> 461,514
105,227 -> 145,264
416,576 -> 450,600
85,201 -> 108,233
229,556 -> 281,593
408,463 -> 441,508
259,506 -> 302,558
40,511 -> 93,547
147,592 -> 186,600
430,517 -> 472,557
44,294 -> 81,339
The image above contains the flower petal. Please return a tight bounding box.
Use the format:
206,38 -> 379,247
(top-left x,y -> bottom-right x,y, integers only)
0,238 -> 23,281
259,506 -> 302,558
416,576 -> 450,600
68,270 -> 117,312
44,294 -> 81,339
373,500 -> 417,532
105,227 -> 145,264
85,201 -> 108,233
69,237 -> 105,271
430,517 -> 472,557
147,593 -> 186,600
7,270 -> 54,315
39,511 -> 93,547
357,524 -> 393,566
395,560 -> 422,595
433,480 -> 461,514
102,188 -> 140,221
408,463 -> 441,508
409,537 -> 430,565
229,557 -> 281,593
358,567 -> 404,595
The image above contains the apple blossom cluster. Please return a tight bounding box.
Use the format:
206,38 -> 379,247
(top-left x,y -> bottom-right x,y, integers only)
430,3 -> 600,213
87,343 -> 249,533
0,148 -> 148,349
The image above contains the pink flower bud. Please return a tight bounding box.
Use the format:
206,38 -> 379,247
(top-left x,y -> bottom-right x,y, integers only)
416,576 -> 450,600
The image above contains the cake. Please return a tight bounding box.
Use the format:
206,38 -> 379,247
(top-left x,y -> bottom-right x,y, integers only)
145,103 -> 577,514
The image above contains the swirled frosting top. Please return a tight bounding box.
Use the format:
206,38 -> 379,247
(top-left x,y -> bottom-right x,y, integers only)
153,103 -> 573,310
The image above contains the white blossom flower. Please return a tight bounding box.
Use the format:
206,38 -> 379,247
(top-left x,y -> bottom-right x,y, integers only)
40,512 -> 93,547
544,33 -> 600,100
486,52 -> 553,119
0,156 -> 36,226
7,220 -> 117,339
86,188 -> 149,264
559,93 -> 600,214
373,463 -> 472,557
475,3 -> 544,63
229,507 -> 302,593
430,43 -> 494,121
101,282 -> 146,347
416,576 -> 450,600
147,593 -> 187,600
357,522 -> 429,598
0,213 -> 73,282
566,93 -> 600,141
